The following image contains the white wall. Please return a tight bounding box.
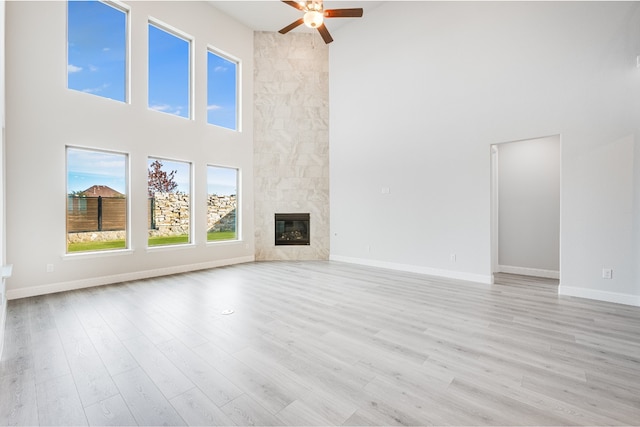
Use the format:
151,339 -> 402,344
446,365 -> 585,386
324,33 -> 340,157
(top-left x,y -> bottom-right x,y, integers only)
0,0 -> 6,357
497,136 -> 560,277
330,1 -> 640,305
5,1 -> 255,298
635,52 -> 640,301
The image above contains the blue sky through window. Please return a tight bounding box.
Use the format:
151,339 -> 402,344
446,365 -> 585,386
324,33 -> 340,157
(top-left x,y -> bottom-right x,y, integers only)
67,148 -> 127,195
67,0 -> 126,102
69,2 -> 238,126
207,51 -> 237,130
148,24 -> 190,118
208,166 -> 237,196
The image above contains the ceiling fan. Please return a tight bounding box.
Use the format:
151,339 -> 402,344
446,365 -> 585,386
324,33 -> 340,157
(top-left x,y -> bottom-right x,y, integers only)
278,0 -> 364,44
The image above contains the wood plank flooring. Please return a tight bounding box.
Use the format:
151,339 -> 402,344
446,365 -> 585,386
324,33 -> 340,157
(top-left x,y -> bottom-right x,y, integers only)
1,261 -> 640,426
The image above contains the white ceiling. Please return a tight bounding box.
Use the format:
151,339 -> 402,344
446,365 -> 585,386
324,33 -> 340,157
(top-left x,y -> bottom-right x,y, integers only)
207,1 -> 384,34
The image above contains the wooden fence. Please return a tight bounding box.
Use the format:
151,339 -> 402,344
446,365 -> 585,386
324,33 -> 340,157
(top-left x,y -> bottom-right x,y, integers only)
67,196 -> 126,233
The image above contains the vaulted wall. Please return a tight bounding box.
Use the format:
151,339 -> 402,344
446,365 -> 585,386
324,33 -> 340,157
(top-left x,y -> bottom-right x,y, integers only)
330,1 -> 640,305
4,1 -> 255,298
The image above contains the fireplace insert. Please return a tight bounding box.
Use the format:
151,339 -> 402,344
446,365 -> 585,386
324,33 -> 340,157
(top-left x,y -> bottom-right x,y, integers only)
275,213 -> 310,246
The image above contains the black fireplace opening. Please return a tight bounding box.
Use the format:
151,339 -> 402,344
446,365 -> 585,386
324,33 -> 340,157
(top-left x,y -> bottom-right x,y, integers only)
275,213 -> 310,246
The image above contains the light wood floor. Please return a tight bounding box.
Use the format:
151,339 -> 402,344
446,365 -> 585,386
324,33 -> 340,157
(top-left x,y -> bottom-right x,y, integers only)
1,261 -> 640,426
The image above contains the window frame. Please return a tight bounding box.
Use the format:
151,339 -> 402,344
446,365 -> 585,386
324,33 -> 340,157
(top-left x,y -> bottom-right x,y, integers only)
65,145 -> 131,255
66,0 -> 131,103
206,164 -> 240,243
147,18 -> 194,120
147,156 -> 194,249
206,47 -> 241,131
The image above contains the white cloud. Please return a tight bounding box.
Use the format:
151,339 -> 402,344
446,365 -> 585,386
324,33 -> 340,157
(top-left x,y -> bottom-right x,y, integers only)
214,66 -> 227,72
68,64 -> 83,73
150,104 -> 187,117
89,65 -> 98,72
82,83 -> 109,94
207,104 -> 222,111
103,47 -> 111,52
150,104 -> 171,112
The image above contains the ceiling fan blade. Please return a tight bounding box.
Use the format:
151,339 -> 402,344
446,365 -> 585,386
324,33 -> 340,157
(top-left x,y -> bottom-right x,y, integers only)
324,8 -> 364,18
279,18 -> 304,34
282,0 -> 305,11
317,23 -> 333,44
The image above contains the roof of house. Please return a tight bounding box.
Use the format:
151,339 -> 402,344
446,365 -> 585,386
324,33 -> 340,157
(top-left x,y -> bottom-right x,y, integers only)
79,185 -> 124,198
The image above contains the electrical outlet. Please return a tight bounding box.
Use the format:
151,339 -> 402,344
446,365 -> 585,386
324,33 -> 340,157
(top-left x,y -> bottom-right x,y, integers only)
602,268 -> 612,279
46,264 -> 54,273
450,253 -> 456,263
365,245 -> 371,253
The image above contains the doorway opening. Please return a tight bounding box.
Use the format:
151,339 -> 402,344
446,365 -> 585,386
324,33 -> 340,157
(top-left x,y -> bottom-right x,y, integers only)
490,135 -> 561,283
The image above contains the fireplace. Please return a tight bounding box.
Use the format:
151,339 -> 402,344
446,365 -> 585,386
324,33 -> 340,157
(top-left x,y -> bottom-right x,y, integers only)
275,213 -> 310,246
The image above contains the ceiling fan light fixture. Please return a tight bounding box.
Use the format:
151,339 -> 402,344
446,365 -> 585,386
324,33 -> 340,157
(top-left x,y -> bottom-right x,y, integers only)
303,10 -> 323,28
279,0 -> 363,44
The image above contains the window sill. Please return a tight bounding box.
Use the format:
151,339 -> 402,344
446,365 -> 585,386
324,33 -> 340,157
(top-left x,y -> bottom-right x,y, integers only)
63,249 -> 134,261
146,243 -> 196,253
206,239 -> 243,247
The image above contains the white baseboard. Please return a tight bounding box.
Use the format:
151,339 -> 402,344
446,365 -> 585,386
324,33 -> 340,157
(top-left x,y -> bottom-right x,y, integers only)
0,266 -> 12,359
6,256 -> 255,300
558,285 -> 640,307
497,265 -> 559,279
0,302 -> 5,360
330,255 -> 493,284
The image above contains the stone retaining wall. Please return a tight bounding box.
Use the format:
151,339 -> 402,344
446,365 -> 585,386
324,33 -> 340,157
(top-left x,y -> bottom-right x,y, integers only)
207,195 -> 237,232
67,230 -> 126,244
151,192 -> 190,237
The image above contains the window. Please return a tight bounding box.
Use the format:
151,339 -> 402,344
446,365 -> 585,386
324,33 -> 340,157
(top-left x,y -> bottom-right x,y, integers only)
148,158 -> 192,246
207,50 -> 238,130
207,166 -> 238,241
67,147 -> 128,253
148,22 -> 191,118
67,0 -> 127,102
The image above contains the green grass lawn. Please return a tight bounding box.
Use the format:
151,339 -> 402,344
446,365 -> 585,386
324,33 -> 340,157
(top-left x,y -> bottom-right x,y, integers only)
68,231 -> 237,252
207,231 -> 236,241
147,234 -> 189,246
67,240 -> 126,252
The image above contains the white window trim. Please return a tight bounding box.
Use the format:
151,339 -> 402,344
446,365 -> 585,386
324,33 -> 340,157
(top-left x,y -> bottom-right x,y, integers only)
147,156 -> 194,247
65,145 -> 131,255
206,164 -> 241,243
206,46 -> 241,132
66,0 -> 131,104
147,18 -> 194,120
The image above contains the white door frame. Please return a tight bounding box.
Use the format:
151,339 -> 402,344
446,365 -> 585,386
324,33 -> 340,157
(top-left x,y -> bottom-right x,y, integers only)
490,135 -> 562,283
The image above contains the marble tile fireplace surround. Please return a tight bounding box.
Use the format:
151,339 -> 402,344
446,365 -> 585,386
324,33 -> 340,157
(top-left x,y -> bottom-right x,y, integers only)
253,32 -> 329,260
